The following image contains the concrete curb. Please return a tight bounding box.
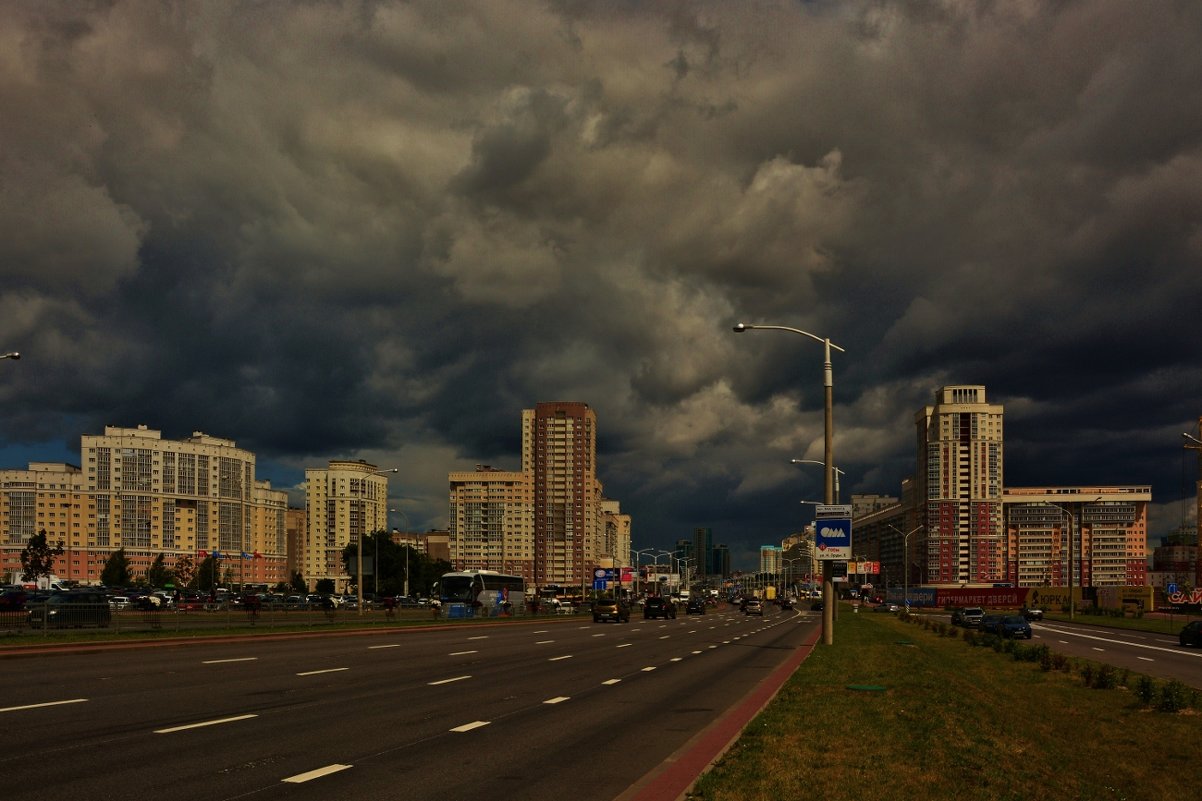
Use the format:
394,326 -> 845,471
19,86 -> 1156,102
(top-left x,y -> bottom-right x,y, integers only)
617,621 -> 821,801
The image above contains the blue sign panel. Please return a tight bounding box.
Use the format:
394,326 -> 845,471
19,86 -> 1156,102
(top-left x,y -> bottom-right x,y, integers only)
815,518 -> 852,560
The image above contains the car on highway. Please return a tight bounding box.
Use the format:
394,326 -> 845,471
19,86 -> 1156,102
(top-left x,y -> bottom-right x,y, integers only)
873,602 -> 900,613
998,615 -> 1033,639
1022,606 -> 1045,621
744,599 -> 764,616
956,607 -> 984,627
27,591 -> 112,628
685,597 -> 707,615
643,596 -> 676,620
1179,620 -> 1202,647
979,613 -> 1006,635
592,597 -> 630,623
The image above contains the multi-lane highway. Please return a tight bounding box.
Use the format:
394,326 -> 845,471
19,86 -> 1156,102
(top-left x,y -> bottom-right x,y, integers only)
1,605 -> 817,800
1030,618 -> 1202,688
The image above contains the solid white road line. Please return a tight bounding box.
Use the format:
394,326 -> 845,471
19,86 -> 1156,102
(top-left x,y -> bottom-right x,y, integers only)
429,675 -> 472,686
1,698 -> 88,713
296,668 -> 349,676
282,764 -> 352,783
203,657 -> 258,664
155,714 -> 258,734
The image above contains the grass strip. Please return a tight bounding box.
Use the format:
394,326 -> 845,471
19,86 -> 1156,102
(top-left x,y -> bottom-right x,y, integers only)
690,611 -> 1201,801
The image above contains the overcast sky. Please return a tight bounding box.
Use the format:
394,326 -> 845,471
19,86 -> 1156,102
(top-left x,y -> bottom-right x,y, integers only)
2,1 -> 1200,570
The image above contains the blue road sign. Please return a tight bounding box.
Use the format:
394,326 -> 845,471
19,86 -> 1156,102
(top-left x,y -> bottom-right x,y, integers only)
815,518 -> 852,560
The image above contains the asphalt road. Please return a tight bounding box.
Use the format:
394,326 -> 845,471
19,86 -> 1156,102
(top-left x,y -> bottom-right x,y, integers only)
1030,619 -> 1202,688
1,605 -> 817,801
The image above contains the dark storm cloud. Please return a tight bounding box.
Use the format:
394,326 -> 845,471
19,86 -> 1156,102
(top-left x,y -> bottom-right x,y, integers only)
2,0 -> 1201,564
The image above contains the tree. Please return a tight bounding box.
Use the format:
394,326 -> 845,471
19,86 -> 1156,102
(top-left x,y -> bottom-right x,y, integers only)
147,553 -> 170,588
19,529 -> 64,584
195,555 -> 219,591
290,571 -> 308,593
315,578 -> 335,595
173,555 -> 196,589
101,548 -> 131,587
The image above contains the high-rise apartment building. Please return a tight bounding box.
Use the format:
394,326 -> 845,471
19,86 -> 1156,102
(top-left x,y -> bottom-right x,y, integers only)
528,402 -> 601,587
448,464 -> 534,582
1003,486 -> 1149,587
303,459 -> 392,591
1,425 -> 287,585
693,527 -> 713,576
916,386 -> 1005,584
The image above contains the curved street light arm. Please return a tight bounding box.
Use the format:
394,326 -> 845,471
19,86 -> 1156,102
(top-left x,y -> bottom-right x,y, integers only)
732,324 -> 845,353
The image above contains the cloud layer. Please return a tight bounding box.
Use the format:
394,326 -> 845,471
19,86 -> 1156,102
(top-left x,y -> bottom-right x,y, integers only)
2,1 -> 1200,567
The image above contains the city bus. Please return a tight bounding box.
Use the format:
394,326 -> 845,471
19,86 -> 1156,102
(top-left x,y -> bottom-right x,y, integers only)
435,570 -> 527,615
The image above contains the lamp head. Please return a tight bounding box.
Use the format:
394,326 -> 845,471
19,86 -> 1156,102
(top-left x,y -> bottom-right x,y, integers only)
732,323 -> 747,333
0,352 -> 19,360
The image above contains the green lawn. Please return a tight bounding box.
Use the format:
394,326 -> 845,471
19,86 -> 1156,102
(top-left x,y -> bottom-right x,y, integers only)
690,610 -> 1201,801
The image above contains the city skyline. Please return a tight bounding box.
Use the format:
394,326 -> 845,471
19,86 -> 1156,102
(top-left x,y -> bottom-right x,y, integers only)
2,2 -> 1201,570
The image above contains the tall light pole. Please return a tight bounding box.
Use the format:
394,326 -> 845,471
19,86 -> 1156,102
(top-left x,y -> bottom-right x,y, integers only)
790,459 -> 845,503
1041,498 -> 1098,620
886,524 -> 924,612
1185,430 -> 1202,588
356,467 -> 398,616
734,323 -> 844,644
390,508 -> 412,599
634,548 -> 672,597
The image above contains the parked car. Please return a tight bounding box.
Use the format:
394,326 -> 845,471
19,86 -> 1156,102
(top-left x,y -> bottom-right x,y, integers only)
593,597 -> 630,623
27,591 -> 112,628
950,607 -> 966,625
685,597 -> 707,615
810,600 -> 824,611
744,599 -> 764,616
1022,606 -> 1045,621
643,596 -> 676,620
873,602 -> 900,613
0,589 -> 31,611
998,615 -> 1033,639
1179,620 -> 1202,647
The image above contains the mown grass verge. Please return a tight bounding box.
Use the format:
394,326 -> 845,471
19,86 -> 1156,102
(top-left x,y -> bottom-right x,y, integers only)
690,610 -> 1201,801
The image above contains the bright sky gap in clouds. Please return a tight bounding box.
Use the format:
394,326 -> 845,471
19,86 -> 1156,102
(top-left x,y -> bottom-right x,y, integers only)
1,1 -> 1200,569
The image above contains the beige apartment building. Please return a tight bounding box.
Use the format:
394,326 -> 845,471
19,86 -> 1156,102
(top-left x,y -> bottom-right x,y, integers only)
303,459 -> 393,592
447,465 -> 535,581
1,425 -> 288,586
448,403 -> 617,590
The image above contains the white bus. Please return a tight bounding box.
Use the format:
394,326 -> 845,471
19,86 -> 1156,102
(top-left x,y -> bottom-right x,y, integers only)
436,570 -> 526,615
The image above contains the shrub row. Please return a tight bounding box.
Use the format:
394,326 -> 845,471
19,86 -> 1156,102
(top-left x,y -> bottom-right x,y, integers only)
901,612 -> 1197,713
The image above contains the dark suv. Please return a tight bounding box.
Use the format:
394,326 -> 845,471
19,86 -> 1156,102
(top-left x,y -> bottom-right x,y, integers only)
27,591 -> 112,628
685,597 -> 707,615
643,596 -> 676,620
593,597 -> 630,624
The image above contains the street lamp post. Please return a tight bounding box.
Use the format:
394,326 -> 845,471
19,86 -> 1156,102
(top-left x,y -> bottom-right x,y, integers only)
356,467 -> 398,616
790,459 -> 845,504
734,322 -> 844,645
886,524 -> 924,612
1041,499 -> 1098,620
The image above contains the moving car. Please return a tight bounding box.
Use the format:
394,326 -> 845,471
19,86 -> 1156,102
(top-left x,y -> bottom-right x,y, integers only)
643,596 -> 676,620
685,597 -> 707,615
592,597 -> 630,624
873,602 -> 900,613
1179,620 -> 1202,647
998,615 -> 1033,639
958,607 -> 984,627
744,599 -> 764,616
978,613 -> 1006,635
1022,606 -> 1044,621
